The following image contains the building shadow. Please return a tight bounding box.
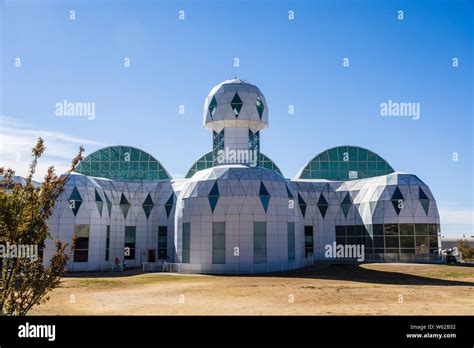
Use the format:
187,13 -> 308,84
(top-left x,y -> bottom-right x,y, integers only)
268,263 -> 474,287
64,263 -> 474,286
65,268 -> 145,278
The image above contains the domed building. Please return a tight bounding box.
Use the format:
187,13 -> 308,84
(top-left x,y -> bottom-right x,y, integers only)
43,79 -> 441,273
175,165 -> 303,274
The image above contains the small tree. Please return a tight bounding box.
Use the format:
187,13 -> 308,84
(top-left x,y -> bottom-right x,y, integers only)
0,138 -> 83,315
457,239 -> 474,260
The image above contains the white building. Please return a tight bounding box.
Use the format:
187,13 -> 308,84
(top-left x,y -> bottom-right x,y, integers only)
44,79 -> 441,273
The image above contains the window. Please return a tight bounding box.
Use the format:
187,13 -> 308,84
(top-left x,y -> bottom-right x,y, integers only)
165,194 -> 174,218
298,193 -> 307,217
391,187 -> 404,215
74,146 -> 170,180
212,130 -> 225,165
256,96 -> 265,119
428,224 -> 439,236
317,194 -> 329,218
69,187 -> 83,216
416,235 -> 429,247
364,236 -> 373,247
208,182 -> 220,213
346,225 -> 356,236
415,224 -> 428,236
142,193 -> 154,219
360,225 -> 368,237
230,93 -> 243,116
400,236 -> 415,248
73,224 -> 89,262
158,226 -> 167,260
120,194 -> 130,219
258,153 -> 283,176
185,152 -> 283,178
429,236 -> 439,248
254,222 -> 267,263
212,222 -> 226,264
104,192 -> 112,216
304,225 -> 313,257
124,226 -> 136,260
335,226 -> 346,237
384,224 -> 398,236
286,185 -> 294,209
147,249 -> 156,263
287,223 -> 295,261
208,96 -> 217,118
95,189 -> 103,216
373,224 -> 384,236
385,236 -> 400,249
182,223 -> 190,263
248,130 -> 260,162
373,236 -> 385,248
259,182 -> 270,213
419,187 -> 430,215
341,193 -> 352,217
335,225 -> 346,245
399,224 -> 414,236
297,146 -> 395,180
105,225 -> 110,261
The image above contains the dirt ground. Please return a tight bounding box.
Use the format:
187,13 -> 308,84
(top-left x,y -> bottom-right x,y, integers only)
30,263 -> 474,315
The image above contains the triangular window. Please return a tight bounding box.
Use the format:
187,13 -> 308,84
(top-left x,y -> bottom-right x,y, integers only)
231,93 -> 243,117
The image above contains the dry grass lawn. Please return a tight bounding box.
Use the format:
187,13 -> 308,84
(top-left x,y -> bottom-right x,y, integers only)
30,263 -> 474,315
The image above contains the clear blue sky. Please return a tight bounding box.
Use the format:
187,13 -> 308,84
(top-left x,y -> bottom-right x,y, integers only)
1,0 -> 472,236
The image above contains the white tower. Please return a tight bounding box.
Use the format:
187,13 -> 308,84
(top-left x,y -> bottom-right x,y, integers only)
203,79 -> 268,166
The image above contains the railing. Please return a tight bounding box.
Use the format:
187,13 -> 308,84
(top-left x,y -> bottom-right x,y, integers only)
161,262 -> 181,273
459,258 -> 474,264
64,253 -> 317,274
158,256 -> 315,275
67,253 -> 451,274
364,253 -> 443,263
